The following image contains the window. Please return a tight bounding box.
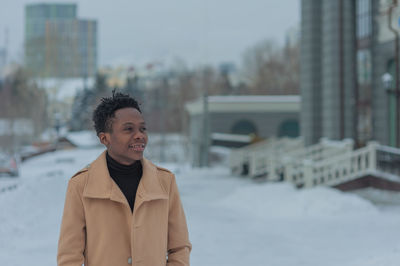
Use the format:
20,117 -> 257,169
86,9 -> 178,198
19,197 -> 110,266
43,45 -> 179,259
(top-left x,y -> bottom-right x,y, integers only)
357,49 -> 372,85
278,119 -> 299,138
231,120 -> 257,135
356,0 -> 372,39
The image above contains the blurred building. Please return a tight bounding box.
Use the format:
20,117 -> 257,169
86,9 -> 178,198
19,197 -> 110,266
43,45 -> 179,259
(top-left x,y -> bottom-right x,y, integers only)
301,0 -> 400,147
25,3 -> 97,78
185,95 -> 300,167
98,65 -> 137,89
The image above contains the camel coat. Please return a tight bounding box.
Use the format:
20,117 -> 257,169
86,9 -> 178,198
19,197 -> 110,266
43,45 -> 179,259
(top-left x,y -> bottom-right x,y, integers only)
57,151 -> 191,266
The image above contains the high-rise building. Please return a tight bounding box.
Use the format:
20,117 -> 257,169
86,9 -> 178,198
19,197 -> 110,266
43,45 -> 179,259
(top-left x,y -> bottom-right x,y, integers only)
25,3 -> 97,78
301,0 -> 397,147
301,0 -> 357,145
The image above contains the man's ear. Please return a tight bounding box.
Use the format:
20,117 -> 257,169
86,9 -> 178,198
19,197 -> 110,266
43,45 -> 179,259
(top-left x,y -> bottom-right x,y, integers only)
98,132 -> 110,147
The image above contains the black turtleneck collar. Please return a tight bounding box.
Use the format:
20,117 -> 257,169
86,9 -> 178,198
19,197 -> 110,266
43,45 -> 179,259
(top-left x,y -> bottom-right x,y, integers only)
106,152 -> 142,175
106,152 -> 143,212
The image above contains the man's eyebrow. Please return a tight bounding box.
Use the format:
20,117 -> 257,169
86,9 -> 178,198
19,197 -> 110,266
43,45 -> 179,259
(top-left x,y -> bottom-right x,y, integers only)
122,121 -> 146,125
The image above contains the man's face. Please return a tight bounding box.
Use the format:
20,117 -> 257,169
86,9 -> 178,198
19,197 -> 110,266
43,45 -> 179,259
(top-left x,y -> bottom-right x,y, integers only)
99,107 -> 148,165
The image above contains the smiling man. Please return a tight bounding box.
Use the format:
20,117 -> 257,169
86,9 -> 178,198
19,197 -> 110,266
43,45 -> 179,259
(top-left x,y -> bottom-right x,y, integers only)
57,91 -> 191,266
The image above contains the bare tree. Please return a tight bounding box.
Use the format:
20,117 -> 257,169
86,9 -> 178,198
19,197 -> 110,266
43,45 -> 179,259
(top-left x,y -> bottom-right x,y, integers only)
0,67 -> 48,151
241,38 -> 299,95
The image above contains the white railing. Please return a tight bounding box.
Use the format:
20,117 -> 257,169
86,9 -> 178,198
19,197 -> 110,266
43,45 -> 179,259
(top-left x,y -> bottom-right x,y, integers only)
286,142 -> 378,188
376,145 -> 400,177
284,138 -> 353,163
248,138 -> 305,179
281,139 -> 354,184
230,137 -> 400,188
231,137 -> 353,180
229,137 -> 303,177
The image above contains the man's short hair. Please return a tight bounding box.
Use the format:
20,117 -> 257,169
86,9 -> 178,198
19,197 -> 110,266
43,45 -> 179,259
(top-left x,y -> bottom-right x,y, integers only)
92,90 -> 141,135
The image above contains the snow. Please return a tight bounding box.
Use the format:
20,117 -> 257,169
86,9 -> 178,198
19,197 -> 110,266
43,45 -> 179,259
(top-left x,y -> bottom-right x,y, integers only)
207,95 -> 301,103
211,132 -> 252,142
64,130 -> 101,148
144,133 -> 188,164
1,147 -> 400,266
218,183 -> 378,218
37,78 -> 95,101
352,187 -> 400,205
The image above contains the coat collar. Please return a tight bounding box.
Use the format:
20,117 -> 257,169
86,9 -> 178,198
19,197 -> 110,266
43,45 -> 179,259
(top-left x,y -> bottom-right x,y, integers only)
83,151 -> 168,205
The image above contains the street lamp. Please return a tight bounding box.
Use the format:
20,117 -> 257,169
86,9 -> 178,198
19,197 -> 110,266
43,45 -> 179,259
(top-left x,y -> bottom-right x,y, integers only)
382,72 -> 393,89
382,72 -> 400,147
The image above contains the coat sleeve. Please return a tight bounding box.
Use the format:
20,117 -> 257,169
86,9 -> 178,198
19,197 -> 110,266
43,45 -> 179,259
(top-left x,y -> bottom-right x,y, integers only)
167,175 -> 192,266
57,179 -> 86,266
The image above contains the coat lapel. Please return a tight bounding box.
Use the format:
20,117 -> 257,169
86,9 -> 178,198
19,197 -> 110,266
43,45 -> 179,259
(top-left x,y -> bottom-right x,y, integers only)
83,150 -> 127,205
82,151 -> 168,208
134,158 -> 168,210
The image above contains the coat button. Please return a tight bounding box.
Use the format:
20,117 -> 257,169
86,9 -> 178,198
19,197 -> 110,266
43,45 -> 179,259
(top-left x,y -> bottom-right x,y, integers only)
128,257 -> 132,264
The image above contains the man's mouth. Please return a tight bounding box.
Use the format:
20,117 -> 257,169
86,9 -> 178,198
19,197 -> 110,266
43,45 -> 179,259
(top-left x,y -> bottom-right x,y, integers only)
129,143 -> 145,152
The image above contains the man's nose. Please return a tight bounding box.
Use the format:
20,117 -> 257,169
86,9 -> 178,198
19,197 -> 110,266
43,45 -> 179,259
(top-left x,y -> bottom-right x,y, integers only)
134,131 -> 145,139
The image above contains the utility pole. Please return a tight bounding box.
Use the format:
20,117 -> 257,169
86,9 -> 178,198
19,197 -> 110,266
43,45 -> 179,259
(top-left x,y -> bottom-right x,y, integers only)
159,76 -> 168,162
4,27 -> 8,66
200,91 -> 209,167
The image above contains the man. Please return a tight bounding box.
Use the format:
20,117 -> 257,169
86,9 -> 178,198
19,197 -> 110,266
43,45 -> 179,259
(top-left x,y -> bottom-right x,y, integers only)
57,91 -> 191,266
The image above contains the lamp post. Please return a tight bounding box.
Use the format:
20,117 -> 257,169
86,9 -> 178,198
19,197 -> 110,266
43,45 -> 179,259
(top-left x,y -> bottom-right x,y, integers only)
382,72 -> 400,147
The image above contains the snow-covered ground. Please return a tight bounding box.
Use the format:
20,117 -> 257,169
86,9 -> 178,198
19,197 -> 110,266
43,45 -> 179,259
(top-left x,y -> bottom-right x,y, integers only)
1,148 -> 400,266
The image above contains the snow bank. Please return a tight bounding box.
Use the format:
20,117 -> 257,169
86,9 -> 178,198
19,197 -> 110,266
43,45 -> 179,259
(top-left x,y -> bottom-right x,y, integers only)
0,172 -> 65,237
1,146 -> 400,266
345,245 -> 400,266
218,182 -> 378,218
0,148 -> 104,266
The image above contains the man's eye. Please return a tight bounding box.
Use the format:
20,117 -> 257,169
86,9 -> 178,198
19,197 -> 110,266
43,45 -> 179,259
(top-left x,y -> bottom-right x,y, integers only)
124,127 -> 133,131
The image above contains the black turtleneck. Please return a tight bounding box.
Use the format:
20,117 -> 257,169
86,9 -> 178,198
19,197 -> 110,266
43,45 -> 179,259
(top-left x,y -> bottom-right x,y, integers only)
106,152 -> 142,212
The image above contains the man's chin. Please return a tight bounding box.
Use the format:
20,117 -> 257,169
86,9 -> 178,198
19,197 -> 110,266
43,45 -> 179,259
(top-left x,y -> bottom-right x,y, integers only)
130,153 -> 144,161
133,156 -> 143,161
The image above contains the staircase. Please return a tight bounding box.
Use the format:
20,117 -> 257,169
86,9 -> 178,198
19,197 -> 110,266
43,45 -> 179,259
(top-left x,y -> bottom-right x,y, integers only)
230,138 -> 400,190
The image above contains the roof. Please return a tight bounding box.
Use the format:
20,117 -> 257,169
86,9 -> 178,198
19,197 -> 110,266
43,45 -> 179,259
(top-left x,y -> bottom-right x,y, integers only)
208,95 -> 300,103
185,95 -> 301,115
36,78 -> 95,102
63,131 -> 101,148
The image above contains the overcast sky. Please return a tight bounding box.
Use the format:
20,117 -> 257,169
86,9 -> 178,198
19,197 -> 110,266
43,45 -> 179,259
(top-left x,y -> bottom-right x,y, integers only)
0,0 -> 299,68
